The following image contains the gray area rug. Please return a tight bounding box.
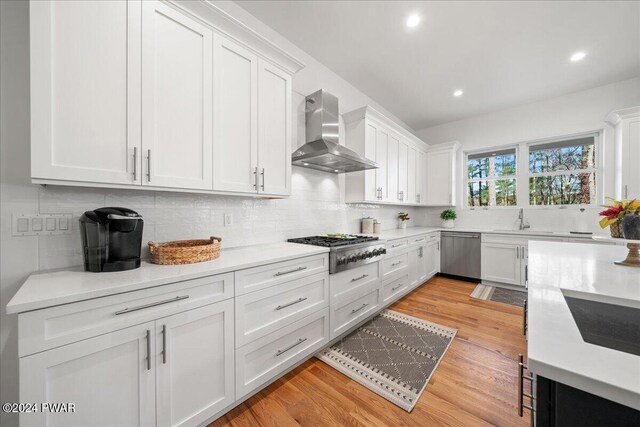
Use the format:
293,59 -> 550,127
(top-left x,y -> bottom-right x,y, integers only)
471,284 -> 527,307
316,310 -> 457,412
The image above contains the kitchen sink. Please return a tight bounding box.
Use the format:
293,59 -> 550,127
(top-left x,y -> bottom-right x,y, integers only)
562,289 -> 640,357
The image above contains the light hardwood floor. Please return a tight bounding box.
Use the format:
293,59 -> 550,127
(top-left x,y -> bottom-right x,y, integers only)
210,275 -> 529,427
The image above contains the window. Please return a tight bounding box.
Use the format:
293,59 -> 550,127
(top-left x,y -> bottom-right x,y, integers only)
528,136 -> 597,205
466,148 -> 517,207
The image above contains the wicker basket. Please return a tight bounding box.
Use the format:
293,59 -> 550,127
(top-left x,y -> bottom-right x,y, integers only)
148,236 -> 222,265
610,222 -> 623,238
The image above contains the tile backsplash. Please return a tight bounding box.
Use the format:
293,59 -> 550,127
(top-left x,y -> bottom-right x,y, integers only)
33,167 -> 425,270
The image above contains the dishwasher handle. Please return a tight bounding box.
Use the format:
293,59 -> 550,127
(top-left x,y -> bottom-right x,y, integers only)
441,233 -> 480,239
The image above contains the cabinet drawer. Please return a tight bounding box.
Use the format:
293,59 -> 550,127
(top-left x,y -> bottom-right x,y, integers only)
330,284 -> 380,339
387,239 -> 408,251
426,233 -> 439,242
330,262 -> 380,301
382,252 -> 409,277
235,254 -> 328,295
235,271 -> 329,347
410,234 -> 428,245
235,308 -> 329,399
382,273 -> 409,304
19,272 -> 233,357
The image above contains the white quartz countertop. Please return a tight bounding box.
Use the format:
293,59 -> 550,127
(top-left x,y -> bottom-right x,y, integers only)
372,226 -> 609,241
527,241 -> 640,410
6,242 -> 329,315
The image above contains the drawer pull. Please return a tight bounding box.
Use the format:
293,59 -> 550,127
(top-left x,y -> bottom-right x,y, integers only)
275,337 -> 307,357
414,238 -> 425,242
351,274 -> 369,282
391,284 -> 403,291
391,261 -> 402,267
351,303 -> 369,314
275,297 -> 308,311
274,266 -> 307,277
391,243 -> 403,248
114,295 -> 189,316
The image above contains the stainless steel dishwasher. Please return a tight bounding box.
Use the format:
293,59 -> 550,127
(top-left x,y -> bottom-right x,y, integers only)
440,231 -> 481,280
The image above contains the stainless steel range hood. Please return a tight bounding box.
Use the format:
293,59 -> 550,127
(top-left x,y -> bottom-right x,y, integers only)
292,90 -> 378,173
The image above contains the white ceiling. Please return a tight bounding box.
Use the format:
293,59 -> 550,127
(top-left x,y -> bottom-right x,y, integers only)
236,1 -> 640,130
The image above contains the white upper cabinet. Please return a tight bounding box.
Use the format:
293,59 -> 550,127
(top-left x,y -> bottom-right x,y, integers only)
30,0 -> 302,196
213,36 -> 258,193
424,142 -> 459,206
606,107 -> 640,200
344,106 -> 429,206
30,0 -> 142,185
258,60 -> 292,196
142,1 -> 213,190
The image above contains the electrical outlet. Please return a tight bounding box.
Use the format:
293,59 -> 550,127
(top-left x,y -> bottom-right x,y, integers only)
224,213 -> 233,227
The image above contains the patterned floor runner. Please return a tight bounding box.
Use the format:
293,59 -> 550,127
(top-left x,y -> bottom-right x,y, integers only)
471,283 -> 527,307
316,310 -> 457,412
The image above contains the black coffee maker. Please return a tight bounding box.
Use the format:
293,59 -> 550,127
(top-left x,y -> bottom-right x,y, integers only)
79,207 -> 144,272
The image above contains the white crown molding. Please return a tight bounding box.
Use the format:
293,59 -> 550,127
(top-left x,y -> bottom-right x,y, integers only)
605,106 -> 640,125
169,0 -> 305,75
426,141 -> 461,152
342,105 -> 428,150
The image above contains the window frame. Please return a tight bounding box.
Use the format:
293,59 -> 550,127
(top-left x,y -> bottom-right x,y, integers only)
462,131 -> 602,210
464,145 -> 519,209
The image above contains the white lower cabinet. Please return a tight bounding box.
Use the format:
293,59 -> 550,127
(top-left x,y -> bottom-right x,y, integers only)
424,238 -> 440,278
330,284 -> 381,339
481,242 -> 522,286
235,308 -> 329,399
20,322 -> 157,427
382,273 -> 409,304
156,301 -> 235,427
19,298 -> 235,427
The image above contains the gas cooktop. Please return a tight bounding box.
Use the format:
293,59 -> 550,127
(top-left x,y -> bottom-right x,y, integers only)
288,234 -> 385,274
287,234 -> 379,248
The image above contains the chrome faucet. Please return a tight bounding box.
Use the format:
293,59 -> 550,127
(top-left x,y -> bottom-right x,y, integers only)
518,208 -> 530,230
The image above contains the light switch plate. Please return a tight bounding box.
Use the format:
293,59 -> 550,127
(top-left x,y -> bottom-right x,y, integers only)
224,213 -> 233,227
12,214 -> 74,236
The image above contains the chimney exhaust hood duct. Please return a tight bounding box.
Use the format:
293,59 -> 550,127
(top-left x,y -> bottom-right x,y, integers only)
292,90 -> 378,173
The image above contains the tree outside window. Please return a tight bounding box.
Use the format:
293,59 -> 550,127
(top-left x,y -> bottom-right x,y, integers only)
467,148 -> 517,207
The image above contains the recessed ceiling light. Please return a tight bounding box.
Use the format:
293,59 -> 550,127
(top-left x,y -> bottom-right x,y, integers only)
453,90 -> 464,97
570,51 -> 586,62
303,163 -> 309,166
334,169 -> 340,173
406,14 -> 420,28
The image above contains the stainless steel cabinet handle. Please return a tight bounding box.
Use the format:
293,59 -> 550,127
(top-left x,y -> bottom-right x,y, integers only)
274,266 -> 307,277
351,274 -> 369,282
419,247 -> 423,258
391,284 -> 403,291
146,149 -> 151,182
275,338 -> 307,357
351,303 -> 369,314
516,247 -> 520,259
518,354 -> 534,422
253,167 -> 258,190
624,184 -> 628,199
261,168 -> 265,191
437,241 -> 440,251
275,297 -> 307,311
524,299 -> 528,334
162,324 -> 167,364
416,194 -> 420,203
114,295 -> 189,315
391,243 -> 403,248
391,261 -> 402,267
414,238 -> 425,242
132,147 -> 138,181
146,329 -> 151,371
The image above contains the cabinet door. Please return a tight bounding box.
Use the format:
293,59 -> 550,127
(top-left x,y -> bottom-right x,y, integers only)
30,0 -> 141,185
375,128 -> 389,200
481,243 -> 521,285
425,149 -> 454,206
416,151 -> 426,204
387,134 -> 400,202
258,59 -> 292,196
20,322 -> 155,427
398,141 -> 408,201
622,116 -> 640,199
213,36 -> 258,193
424,240 -> 439,278
408,246 -> 420,288
364,120 -> 379,200
407,146 -> 417,203
156,300 -> 234,427
142,1 -> 213,190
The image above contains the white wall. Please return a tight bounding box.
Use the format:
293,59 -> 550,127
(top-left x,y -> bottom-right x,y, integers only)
416,77 -> 640,231
0,2 -> 424,425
